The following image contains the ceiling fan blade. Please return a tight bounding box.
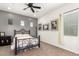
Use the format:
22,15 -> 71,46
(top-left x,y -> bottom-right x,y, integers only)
23,7 -> 29,10
32,6 -> 41,9
31,7 -> 34,13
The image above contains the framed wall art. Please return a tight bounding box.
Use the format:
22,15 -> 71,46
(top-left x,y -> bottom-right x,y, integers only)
8,19 -> 13,25
43,24 -> 49,30
51,20 -> 57,30
38,24 -> 42,30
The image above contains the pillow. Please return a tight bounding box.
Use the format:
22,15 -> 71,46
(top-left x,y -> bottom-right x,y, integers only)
23,34 -> 31,37
15,34 -> 32,39
15,34 -> 22,37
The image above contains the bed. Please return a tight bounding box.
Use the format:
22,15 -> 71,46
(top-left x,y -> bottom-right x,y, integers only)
11,29 -> 40,55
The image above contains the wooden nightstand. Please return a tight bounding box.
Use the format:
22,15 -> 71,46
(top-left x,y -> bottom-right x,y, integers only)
0,36 -> 11,46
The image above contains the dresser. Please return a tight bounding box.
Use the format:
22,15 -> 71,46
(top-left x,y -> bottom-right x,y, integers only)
0,36 -> 11,46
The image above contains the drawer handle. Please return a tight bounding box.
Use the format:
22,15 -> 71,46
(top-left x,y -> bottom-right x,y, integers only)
1,40 -> 4,43
6,40 -> 8,43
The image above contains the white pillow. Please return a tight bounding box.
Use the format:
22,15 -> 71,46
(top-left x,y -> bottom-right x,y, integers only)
15,34 -> 32,39
23,34 -> 31,37
15,34 -> 22,37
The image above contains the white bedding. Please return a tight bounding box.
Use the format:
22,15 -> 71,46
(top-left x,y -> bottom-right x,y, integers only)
11,34 -> 38,50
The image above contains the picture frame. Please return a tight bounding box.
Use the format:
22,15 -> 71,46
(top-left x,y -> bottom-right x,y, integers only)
8,19 -> 13,25
0,32 -> 5,36
38,24 -> 42,30
43,24 -> 49,30
51,20 -> 57,30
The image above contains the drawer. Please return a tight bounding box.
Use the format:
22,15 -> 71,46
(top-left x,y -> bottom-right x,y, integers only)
0,39 -> 5,45
0,36 -> 11,46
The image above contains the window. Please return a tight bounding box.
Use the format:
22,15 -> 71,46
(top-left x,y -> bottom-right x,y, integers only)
64,11 -> 78,36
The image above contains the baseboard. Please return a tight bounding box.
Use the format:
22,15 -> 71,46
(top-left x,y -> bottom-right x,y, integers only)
41,41 -> 79,54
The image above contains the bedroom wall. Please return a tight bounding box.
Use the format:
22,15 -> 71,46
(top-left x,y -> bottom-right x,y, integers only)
38,3 -> 79,54
0,10 -> 37,37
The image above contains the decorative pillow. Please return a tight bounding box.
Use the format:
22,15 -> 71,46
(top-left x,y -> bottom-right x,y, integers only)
15,34 -> 32,39
23,34 -> 32,38
15,34 -> 22,37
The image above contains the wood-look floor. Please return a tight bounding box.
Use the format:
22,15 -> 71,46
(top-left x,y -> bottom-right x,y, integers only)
0,42 -> 78,56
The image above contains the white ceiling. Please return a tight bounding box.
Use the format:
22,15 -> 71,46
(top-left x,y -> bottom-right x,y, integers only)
0,3 -> 64,18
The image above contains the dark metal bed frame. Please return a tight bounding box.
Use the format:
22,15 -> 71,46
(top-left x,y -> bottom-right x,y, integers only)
14,29 -> 40,55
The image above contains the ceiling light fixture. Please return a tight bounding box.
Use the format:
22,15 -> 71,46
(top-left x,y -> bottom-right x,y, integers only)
23,11 -> 25,12
34,14 -> 36,16
8,7 -> 11,10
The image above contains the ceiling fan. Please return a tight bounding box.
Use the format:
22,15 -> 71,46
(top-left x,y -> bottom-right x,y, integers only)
23,3 -> 41,13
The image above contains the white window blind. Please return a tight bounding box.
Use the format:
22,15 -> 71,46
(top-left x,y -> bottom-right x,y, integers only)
64,11 -> 78,36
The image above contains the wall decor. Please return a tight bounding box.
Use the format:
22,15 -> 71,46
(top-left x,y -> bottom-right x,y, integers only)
38,24 -> 42,30
43,24 -> 49,30
30,22 -> 33,27
8,19 -> 13,25
0,32 -> 5,36
51,20 -> 57,30
20,20 -> 25,26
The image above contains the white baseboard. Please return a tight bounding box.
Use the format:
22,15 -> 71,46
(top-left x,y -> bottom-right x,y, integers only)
41,40 -> 79,54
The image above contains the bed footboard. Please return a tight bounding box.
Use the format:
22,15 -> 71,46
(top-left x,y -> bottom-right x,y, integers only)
14,35 -> 40,55
38,35 -> 40,48
15,37 -> 17,55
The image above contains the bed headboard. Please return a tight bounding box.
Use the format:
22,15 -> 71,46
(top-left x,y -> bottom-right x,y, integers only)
14,29 -> 30,36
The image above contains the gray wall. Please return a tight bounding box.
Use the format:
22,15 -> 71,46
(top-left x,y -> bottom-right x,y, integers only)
0,10 -> 37,37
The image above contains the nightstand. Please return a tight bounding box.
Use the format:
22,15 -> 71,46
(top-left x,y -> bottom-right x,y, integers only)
0,36 -> 11,46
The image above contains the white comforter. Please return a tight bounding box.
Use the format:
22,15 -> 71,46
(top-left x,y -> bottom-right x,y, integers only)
11,34 -> 38,50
